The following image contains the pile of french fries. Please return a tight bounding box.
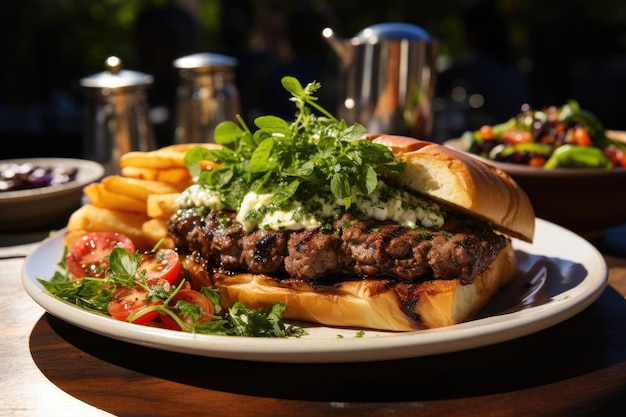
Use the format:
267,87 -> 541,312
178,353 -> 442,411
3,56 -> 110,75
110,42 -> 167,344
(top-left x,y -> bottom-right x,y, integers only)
65,143 -> 220,250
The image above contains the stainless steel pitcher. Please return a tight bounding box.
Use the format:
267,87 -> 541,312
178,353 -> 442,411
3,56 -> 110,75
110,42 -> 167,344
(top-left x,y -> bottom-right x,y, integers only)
173,53 -> 241,143
80,56 -> 156,175
322,22 -> 438,139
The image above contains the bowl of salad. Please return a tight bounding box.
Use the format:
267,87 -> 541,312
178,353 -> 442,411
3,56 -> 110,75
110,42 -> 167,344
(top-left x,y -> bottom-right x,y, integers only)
0,158 -> 104,231
444,100 -> 626,238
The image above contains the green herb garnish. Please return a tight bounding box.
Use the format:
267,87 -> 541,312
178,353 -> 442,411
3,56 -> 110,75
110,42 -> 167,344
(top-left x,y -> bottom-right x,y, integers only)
38,246 -> 307,338
183,76 -> 402,211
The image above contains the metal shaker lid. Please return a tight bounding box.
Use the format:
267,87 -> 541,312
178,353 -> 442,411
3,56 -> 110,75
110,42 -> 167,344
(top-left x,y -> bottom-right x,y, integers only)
354,22 -> 432,43
173,53 -> 238,71
80,56 -> 154,89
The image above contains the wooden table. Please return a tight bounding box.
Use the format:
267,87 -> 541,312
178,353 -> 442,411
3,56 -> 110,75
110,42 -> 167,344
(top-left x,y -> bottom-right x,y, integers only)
1,229 -> 625,417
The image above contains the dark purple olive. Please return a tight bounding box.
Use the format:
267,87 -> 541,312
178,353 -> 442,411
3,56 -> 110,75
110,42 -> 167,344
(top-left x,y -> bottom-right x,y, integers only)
0,163 -> 79,192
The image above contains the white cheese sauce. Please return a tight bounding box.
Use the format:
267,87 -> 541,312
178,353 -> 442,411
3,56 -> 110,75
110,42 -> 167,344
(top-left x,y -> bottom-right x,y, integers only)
176,184 -> 224,211
177,180 -> 444,232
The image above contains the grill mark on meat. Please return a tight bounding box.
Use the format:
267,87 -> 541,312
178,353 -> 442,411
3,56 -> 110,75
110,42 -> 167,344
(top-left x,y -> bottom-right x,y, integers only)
284,229 -> 348,279
168,210 -> 244,269
341,220 -> 437,280
242,230 -> 287,274
169,210 -> 508,285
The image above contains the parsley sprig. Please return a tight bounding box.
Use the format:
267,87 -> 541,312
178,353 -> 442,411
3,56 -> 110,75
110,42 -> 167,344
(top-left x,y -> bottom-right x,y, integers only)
184,76 -> 403,210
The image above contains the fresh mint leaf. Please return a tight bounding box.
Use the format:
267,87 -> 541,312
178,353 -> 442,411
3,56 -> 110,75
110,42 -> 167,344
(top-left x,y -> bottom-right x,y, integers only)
362,164 -> 379,194
281,76 -> 306,97
271,179 -> 300,206
330,172 -> 351,208
254,115 -> 292,135
106,247 -> 141,288
214,120 -> 245,145
201,165 -> 234,189
249,136 -> 278,173
185,146 -> 237,181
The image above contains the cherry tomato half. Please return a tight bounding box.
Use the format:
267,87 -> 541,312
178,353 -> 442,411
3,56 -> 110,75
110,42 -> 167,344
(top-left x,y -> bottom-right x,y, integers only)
108,285 -> 161,324
528,156 -> 547,167
572,126 -> 592,147
139,248 -> 182,287
502,129 -> 533,145
67,232 -> 136,278
605,146 -> 626,168
160,289 -> 214,331
478,125 -> 494,140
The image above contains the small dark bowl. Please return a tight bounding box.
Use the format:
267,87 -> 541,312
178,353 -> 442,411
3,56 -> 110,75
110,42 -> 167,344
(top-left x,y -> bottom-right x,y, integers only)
0,158 -> 104,231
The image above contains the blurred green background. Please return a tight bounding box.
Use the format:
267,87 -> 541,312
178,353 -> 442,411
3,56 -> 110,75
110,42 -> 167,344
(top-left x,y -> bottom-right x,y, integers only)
3,0 -> 626,156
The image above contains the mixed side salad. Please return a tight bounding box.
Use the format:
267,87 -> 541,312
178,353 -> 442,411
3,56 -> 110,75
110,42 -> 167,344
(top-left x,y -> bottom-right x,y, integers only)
38,231 -> 307,337
461,100 -> 626,169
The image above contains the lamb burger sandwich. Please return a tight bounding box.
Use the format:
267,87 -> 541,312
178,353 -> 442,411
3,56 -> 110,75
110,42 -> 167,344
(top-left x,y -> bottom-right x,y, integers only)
168,77 -> 535,331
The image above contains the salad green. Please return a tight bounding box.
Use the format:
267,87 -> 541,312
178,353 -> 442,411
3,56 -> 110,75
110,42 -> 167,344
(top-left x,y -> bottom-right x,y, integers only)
461,100 -> 626,169
183,76 -> 403,215
38,242 -> 307,337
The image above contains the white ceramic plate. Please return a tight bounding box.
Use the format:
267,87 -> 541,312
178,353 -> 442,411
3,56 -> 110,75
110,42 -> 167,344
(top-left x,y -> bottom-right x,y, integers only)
22,219 -> 607,363
0,158 -> 104,231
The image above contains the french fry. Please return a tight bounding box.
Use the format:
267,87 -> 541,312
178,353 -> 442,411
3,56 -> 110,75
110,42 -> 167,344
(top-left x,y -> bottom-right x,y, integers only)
160,143 -> 222,153
64,143 -> 223,250
146,193 -> 180,219
120,150 -> 188,169
120,166 -> 193,185
83,183 -> 147,214
141,218 -> 174,248
101,176 -> 186,200
119,143 -> 221,169
66,204 -> 151,249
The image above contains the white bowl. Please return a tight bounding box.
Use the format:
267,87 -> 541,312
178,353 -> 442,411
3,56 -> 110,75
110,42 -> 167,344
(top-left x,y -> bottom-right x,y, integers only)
0,158 -> 104,231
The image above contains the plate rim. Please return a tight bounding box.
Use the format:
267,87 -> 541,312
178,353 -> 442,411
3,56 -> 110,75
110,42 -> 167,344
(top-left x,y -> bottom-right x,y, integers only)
21,219 -> 608,363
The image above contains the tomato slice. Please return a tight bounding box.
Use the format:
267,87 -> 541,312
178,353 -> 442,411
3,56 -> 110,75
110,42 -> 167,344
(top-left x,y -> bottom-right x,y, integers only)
605,146 -> 626,168
478,125 -> 494,140
160,289 -> 215,331
159,312 -> 183,331
528,156 -> 547,167
139,248 -> 182,287
572,126 -> 592,147
108,285 -> 160,324
502,129 -> 533,145
67,232 -> 136,278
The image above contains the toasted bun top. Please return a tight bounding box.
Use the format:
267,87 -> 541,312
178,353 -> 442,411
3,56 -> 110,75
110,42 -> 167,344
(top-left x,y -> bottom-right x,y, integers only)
368,134 -> 535,242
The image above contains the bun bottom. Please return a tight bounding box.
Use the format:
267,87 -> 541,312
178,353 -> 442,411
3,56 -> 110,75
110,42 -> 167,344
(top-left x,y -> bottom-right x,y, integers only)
213,241 -> 516,331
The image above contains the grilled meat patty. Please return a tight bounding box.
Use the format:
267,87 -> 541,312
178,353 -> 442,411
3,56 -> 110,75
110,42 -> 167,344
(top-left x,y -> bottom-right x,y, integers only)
168,209 -> 508,285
